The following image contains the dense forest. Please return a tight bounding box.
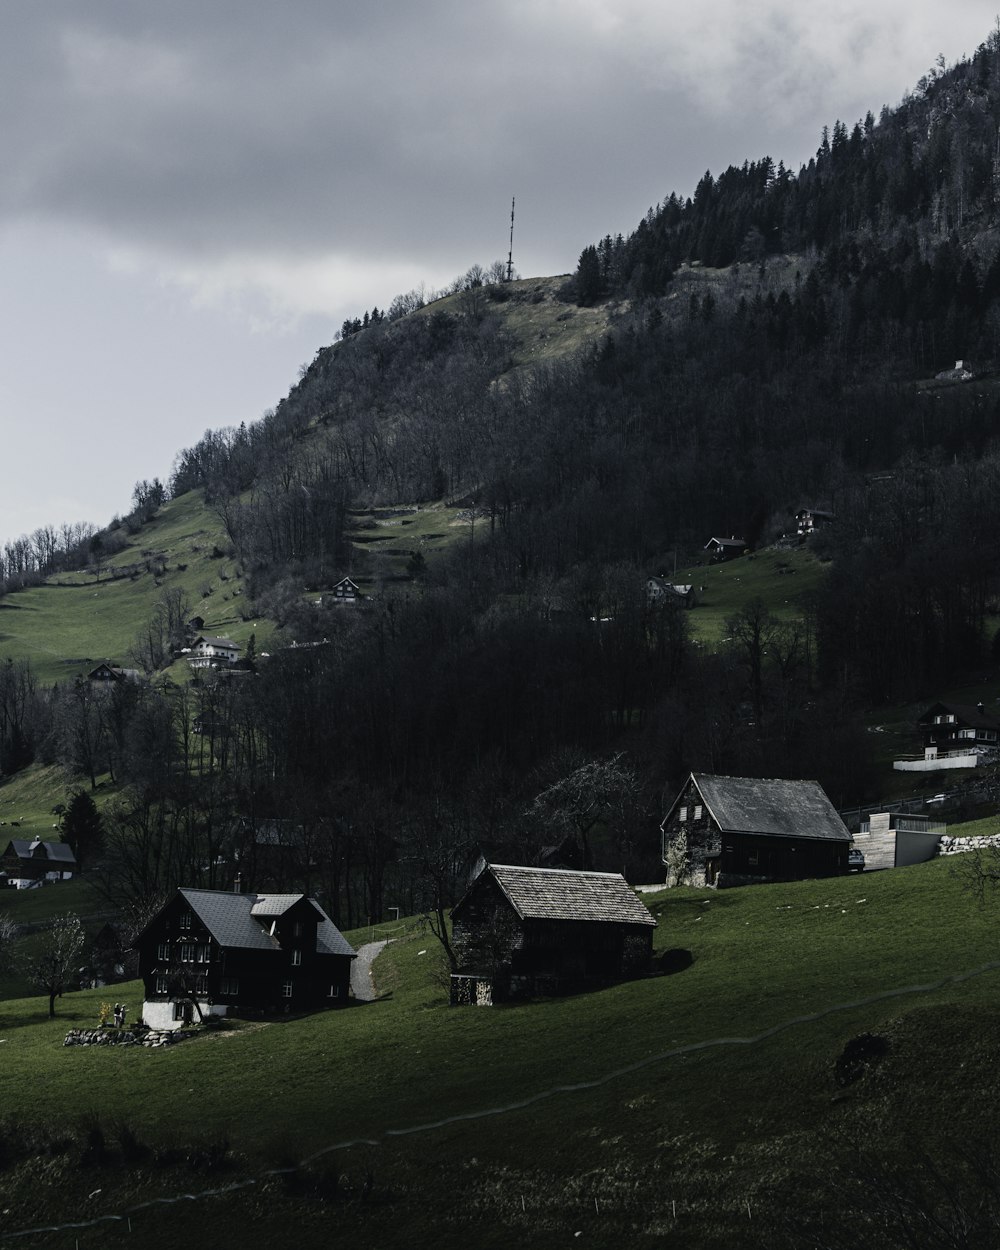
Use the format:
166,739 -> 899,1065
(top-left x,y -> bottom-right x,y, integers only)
8,33 -> 1000,928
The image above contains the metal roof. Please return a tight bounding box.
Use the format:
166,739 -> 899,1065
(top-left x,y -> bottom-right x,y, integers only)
178,889 -> 355,957
471,865 -> 656,926
4,838 -> 76,864
688,774 -> 850,842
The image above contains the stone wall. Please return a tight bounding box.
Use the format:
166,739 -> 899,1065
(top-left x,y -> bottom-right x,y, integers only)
63,1027 -> 188,1049
937,834 -> 1000,856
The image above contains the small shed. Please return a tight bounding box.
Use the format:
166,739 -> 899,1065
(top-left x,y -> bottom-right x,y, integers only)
450,864 -> 656,1004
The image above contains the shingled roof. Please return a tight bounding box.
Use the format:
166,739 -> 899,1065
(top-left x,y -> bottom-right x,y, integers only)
682,774 -> 849,842
178,888 -> 355,958
466,865 -> 656,927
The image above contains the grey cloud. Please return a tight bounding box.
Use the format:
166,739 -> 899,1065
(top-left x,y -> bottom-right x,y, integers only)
0,2 -> 995,282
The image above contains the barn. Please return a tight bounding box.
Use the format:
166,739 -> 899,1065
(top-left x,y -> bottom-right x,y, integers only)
450,864 -> 656,1005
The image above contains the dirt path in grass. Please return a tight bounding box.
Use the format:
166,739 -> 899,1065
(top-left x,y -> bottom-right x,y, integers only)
351,940 -> 392,1001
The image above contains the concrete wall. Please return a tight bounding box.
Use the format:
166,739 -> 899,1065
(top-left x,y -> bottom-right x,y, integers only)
894,831 -> 941,867
893,754 -> 978,771
142,1000 -> 228,1031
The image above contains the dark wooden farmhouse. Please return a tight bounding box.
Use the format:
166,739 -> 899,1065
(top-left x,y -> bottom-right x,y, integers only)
703,536 -> 746,562
324,577 -> 361,603
1,837 -> 76,887
136,888 -> 355,1030
450,864 -> 656,1005
87,662 -> 142,686
917,702 -> 1000,758
661,773 -> 850,888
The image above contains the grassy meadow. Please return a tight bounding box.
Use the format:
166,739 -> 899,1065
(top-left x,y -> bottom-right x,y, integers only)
0,492 -> 260,686
2,856 -> 1000,1248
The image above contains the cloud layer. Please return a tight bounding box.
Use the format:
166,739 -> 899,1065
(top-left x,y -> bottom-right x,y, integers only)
2,2 -> 993,316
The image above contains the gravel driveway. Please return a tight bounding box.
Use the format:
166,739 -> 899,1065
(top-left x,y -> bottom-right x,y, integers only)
350,940 -> 392,1001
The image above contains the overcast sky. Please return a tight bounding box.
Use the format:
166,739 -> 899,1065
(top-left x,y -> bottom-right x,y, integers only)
2,1 -> 996,548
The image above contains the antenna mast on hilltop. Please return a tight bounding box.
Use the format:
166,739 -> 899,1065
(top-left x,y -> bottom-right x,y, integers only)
506,196 -> 515,282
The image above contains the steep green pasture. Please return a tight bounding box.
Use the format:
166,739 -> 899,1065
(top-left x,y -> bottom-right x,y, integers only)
3,857 -> 999,1247
0,491 -> 259,685
343,500 -> 472,583
677,544 -> 826,646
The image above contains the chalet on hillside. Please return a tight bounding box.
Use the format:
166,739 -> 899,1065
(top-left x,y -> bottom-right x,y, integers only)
87,662 -> 142,685
450,864 -> 656,1005
917,702 -> 1000,756
661,773 -> 850,888
323,577 -> 362,604
135,888 -> 355,1030
1,837 -> 76,887
794,507 -> 835,535
188,635 -> 240,668
704,536 -> 746,562
646,577 -> 696,608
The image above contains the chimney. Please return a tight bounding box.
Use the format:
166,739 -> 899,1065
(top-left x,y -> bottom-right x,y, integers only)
233,872 -> 242,894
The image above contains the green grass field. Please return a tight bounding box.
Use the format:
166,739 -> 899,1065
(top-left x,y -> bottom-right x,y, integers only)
675,544 -> 826,647
0,491 -> 262,685
3,856 -> 999,1248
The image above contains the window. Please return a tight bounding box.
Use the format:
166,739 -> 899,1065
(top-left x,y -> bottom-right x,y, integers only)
194,976 -> 208,996
327,984 -> 339,998
197,944 -> 211,963
748,850 -> 759,867
155,976 -> 169,995
282,980 -> 293,999
157,942 -> 170,960
179,943 -> 195,963
221,977 -> 239,996
179,911 -> 192,930
293,922 -> 303,939
693,804 -> 703,820
291,949 -> 302,966
678,806 -> 688,822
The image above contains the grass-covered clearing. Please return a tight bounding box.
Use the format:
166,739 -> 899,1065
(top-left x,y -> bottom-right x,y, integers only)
0,491 -> 261,685
2,856 -> 999,1247
675,544 -> 826,646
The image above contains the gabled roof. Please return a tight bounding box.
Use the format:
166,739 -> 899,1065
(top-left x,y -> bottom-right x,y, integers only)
917,702 -> 1000,731
704,536 -> 745,549
192,635 -> 239,650
175,888 -> 355,958
667,773 -> 850,843
457,865 -> 656,927
4,838 -> 76,864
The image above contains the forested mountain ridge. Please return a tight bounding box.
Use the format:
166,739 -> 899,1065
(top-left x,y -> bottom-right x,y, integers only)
7,33 -> 1000,928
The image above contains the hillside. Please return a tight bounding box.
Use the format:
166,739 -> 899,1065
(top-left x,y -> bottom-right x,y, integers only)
2,860 -> 1000,1248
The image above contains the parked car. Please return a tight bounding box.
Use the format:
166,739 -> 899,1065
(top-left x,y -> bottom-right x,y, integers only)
847,848 -> 866,872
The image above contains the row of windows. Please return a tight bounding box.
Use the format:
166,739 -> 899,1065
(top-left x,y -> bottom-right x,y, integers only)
152,977 -> 340,1000
157,942 -> 211,962
677,804 -> 703,822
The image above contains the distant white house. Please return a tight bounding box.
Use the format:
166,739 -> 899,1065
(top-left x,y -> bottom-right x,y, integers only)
188,636 -> 240,669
